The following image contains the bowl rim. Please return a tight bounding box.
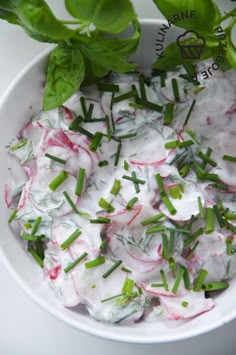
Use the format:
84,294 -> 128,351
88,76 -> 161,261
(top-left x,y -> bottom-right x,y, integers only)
0,18 -> 236,344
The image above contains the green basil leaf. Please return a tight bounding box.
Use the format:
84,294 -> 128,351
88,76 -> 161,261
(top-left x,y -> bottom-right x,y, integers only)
44,46 -> 85,111
225,19 -> 236,69
153,0 -> 217,32
99,19 -> 141,57
77,36 -> 136,72
65,0 -> 136,34
153,34 -> 219,71
0,8 -> 19,24
82,60 -> 109,86
14,0 -> 74,41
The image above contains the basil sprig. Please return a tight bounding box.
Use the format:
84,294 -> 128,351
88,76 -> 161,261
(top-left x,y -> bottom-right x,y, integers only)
0,0 -> 140,110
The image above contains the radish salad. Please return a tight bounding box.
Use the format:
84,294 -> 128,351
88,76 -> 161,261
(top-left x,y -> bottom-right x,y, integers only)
5,62 -> 236,324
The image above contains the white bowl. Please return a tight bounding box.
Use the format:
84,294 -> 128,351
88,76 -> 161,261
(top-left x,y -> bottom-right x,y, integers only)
0,19 -> 236,343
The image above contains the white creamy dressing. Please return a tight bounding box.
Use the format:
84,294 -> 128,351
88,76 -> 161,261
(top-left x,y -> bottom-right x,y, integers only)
5,61 -> 236,324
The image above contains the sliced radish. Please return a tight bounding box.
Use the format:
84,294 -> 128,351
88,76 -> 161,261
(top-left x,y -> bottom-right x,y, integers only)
160,291 -> 214,320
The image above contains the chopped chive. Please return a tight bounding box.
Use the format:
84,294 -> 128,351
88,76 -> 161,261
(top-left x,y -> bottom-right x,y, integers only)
114,142 -> 122,167
45,153 -> 66,165
75,168 -> 85,196
99,239 -> 108,250
98,198 -> 115,213
183,266 -> 191,290
10,138 -> 27,151
164,140 -> 180,149
121,266 -> 132,273
135,97 -> 163,112
126,197 -> 138,210
110,92 -> 115,131
184,128 -> 201,145
31,216 -> 42,235
85,256 -> 106,269
61,228 -> 81,250
169,230 -> 175,254
122,174 -> 145,185
193,162 -> 206,176
28,247 -> 44,268
181,301 -> 189,308
123,160 -> 129,171
161,233 -> 168,259
74,126 -> 94,139
202,281 -> 229,291
139,75 -> 147,100
8,209 -> 17,224
131,171 -> 140,193
163,103 -> 174,125
179,163 -> 190,177
24,223 -> 32,230
110,179 -> 121,196
101,293 -> 124,303
155,173 -> 165,195
49,171 -> 68,191
223,155 -> 236,163
213,205 -> 225,227
146,225 -> 165,235
160,71 -> 167,87
97,83 -> 119,92
20,234 -> 40,242
88,118 -> 106,123
184,227 -> 204,247
213,183 -> 228,191
35,239 -> 44,260
205,207 -> 215,234
86,103 -> 94,121
116,132 -> 137,140
178,140 -> 194,148
105,115 -> 112,141
64,252 -> 88,273
172,265 -> 185,294
129,102 -> 145,109
89,132 -> 103,152
122,278 -> 134,296
113,88 -> 137,103
168,184 -> 183,200
151,283 -> 165,287
183,99 -> 196,126
90,217 -> 111,224
160,269 -> 169,291
193,269 -> 208,292
226,237 -> 234,255
198,173 -> 220,182
63,190 -> 79,214
224,213 -> 236,220
80,96 -> 87,120
198,197 -> 205,219
167,227 -> 191,234
69,115 -> 84,131
102,260 -> 123,278
161,195 -> 177,215
141,213 -> 165,226
200,147 -> 212,169
171,78 -> 180,101
168,257 -> 176,272
198,151 -> 217,167
187,241 -> 200,260
98,160 -> 109,167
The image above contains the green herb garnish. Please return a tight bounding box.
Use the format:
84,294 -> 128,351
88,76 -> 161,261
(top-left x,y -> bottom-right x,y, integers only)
64,252 -> 88,273
75,168 -> 85,196
61,228 -> 81,250
193,269 -> 208,292
102,260 -> 123,278
45,153 -> 66,165
85,256 -> 106,269
49,170 -> 68,191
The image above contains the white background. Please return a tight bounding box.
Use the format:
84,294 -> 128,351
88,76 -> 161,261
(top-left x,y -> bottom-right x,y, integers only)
0,1 -> 236,354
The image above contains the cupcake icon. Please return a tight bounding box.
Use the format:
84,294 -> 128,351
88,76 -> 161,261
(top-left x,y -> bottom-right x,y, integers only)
177,30 -> 205,59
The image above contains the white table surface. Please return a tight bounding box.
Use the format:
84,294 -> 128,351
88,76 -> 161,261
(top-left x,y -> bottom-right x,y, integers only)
1,1 -> 236,354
